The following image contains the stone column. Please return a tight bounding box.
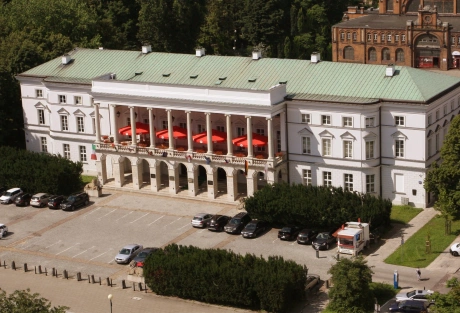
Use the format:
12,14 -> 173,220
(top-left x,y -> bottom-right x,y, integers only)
96,158 -> 107,184
150,161 -> 160,192
206,113 -> 213,154
280,111 -> 286,152
131,162 -> 142,190
129,106 -> 136,145
226,114 -> 233,156
168,164 -> 179,194
167,109 -> 174,150
186,111 -> 193,152
207,167 -> 217,199
227,169 -> 237,201
94,103 -> 101,143
148,108 -> 155,148
246,116 -> 253,158
110,104 -> 118,144
267,117 -> 274,160
246,169 -> 256,197
187,165 -> 197,196
113,160 -> 124,187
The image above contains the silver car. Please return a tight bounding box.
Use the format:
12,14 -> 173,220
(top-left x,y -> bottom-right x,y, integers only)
0,224 -> 8,237
114,244 -> 143,264
191,213 -> 213,228
396,289 -> 434,303
0,188 -> 23,204
30,193 -> 51,208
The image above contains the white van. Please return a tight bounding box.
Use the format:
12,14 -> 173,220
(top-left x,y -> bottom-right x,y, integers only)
0,188 -> 23,204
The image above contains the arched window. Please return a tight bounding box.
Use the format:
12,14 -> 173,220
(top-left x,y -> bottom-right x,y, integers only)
382,48 -> 391,61
368,48 -> 377,61
344,46 -> 354,60
396,49 -> 405,62
386,0 -> 393,11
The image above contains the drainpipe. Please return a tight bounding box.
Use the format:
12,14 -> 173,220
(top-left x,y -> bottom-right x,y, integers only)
379,104 -> 383,197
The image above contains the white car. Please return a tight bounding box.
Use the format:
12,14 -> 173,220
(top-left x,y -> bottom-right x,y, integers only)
0,224 -> 8,237
396,289 -> 434,303
191,213 -> 213,228
30,193 -> 51,208
0,188 -> 23,204
114,244 -> 143,264
450,242 -> 460,256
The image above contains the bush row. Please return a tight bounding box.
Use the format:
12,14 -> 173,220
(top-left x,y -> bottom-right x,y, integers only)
243,183 -> 392,230
143,244 -> 307,313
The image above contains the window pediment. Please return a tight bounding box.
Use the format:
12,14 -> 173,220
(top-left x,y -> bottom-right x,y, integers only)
340,131 -> 356,140
298,128 -> 312,136
451,115 -> 455,121
391,130 -> 407,139
57,108 -> 69,115
426,130 -> 432,138
34,102 -> 46,109
435,124 -> 441,132
73,109 -> 86,117
319,130 -> 334,138
443,119 -> 448,127
363,131 -> 377,139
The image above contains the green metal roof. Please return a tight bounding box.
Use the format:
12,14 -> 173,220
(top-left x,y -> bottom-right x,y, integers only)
20,48 -> 460,103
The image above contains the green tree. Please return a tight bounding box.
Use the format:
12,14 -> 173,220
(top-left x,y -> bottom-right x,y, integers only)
327,257 -> 374,313
0,289 -> 69,313
428,285 -> 460,313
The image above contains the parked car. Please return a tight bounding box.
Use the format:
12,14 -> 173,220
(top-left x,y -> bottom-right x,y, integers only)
450,242 -> 460,256
312,231 -> 336,250
14,193 -> 33,207
241,220 -> 269,238
114,244 -> 143,264
132,247 -> 159,267
191,213 -> 213,228
208,215 -> 231,232
60,192 -> 89,211
0,224 -> 8,237
48,195 -> 65,210
278,225 -> 302,241
297,229 -> 318,245
0,188 -> 23,204
224,212 -> 251,234
388,300 -> 428,312
396,289 -> 434,304
30,193 -> 52,208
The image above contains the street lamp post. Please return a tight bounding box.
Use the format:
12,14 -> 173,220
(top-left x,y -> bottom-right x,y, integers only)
108,294 -> 113,313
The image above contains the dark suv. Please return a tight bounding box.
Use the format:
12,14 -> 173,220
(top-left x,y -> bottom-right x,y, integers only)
224,212 -> 251,234
60,192 -> 89,211
48,195 -> 65,210
389,300 -> 427,312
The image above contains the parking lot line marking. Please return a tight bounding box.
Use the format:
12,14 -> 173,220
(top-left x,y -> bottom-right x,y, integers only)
43,240 -> 62,250
82,207 -> 101,218
130,212 -> 150,224
272,239 -> 278,243
163,217 -> 182,228
89,248 -> 113,261
72,246 -> 95,258
147,215 -> 164,226
178,222 -> 191,230
115,211 -> 133,222
198,228 -> 207,233
97,208 -> 117,220
18,238 -> 48,249
56,243 -> 80,256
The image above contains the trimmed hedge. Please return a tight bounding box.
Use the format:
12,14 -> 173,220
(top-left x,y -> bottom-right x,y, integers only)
243,183 -> 392,230
0,146 -> 83,195
143,244 -> 307,313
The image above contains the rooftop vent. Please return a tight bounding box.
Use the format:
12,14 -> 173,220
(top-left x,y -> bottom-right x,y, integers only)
386,64 -> 395,77
252,50 -> 262,60
196,47 -> 205,57
142,45 -> 152,54
311,52 -> 321,63
62,54 -> 72,65
110,73 -> 116,80
99,47 -> 104,50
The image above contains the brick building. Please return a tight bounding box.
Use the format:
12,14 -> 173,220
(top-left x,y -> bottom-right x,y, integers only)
332,1 -> 460,70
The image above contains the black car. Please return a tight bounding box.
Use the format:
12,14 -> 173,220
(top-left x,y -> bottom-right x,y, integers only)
312,231 -> 336,250
297,229 -> 318,245
208,215 -> 231,232
241,220 -> 269,238
278,225 -> 302,241
60,192 -> 89,211
224,212 -> 251,234
132,247 -> 159,268
14,193 -> 33,207
48,195 -> 65,210
389,300 -> 427,312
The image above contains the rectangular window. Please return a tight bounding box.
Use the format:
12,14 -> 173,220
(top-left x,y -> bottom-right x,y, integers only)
38,109 -> 45,125
302,169 -> 312,186
427,114 -> 432,125
321,115 -> 331,125
301,114 -> 311,123
435,133 -> 439,151
443,105 -> 447,116
79,146 -> 87,162
451,100 -> 454,112
60,115 -> 68,131
276,131 -> 281,152
179,122 -> 187,129
353,32 -> 357,41
59,95 -> 66,104
365,117 -> 374,127
236,127 -> 245,136
216,125 -> 224,132
452,37 -> 456,45
387,34 -> 392,42
347,32 -> 351,40
395,116 -> 405,126
40,137 -> 47,153
341,33 -> 345,40
322,138 -> 331,156
256,128 -> 265,136
435,110 -> 439,120
366,141 -> 374,159
344,174 -> 353,191
323,171 -> 332,187
401,35 -> 406,42
374,33 -> 378,41
63,144 -> 70,159
395,139 -> 404,157
343,140 -> 353,158
302,137 -> 311,154
162,120 -> 168,130
427,138 -> 432,157
342,117 -> 352,127
381,34 -> 385,42
366,174 -> 375,193
36,90 -> 43,98
395,34 -> 399,42
74,96 -> 82,105
77,116 -> 85,133
367,33 -> 372,41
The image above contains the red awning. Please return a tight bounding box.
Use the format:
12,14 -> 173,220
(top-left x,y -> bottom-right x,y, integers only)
232,133 -> 268,147
192,129 -> 226,144
156,126 -> 187,140
118,122 -> 150,136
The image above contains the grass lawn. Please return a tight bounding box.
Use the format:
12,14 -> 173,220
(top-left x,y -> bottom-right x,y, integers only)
81,175 -> 96,185
385,216 -> 460,267
390,205 -> 423,224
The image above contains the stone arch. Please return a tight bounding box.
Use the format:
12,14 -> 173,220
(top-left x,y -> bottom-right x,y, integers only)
157,160 -> 170,190
177,162 -> 188,190
196,164 -> 208,195
253,170 -> 268,191
395,48 -> 405,62
381,47 -> 391,61
368,47 -> 377,61
343,46 -> 354,60
216,167 -> 228,197
235,169 -> 248,198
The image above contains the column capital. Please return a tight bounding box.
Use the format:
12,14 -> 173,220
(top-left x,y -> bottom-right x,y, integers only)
165,109 -> 172,112
225,114 -> 232,117
204,112 -> 211,116
185,111 -> 192,114
129,106 -> 135,109
110,104 -> 117,108
245,115 -> 252,119
147,107 -> 153,111
93,102 -> 100,107
266,117 -> 273,121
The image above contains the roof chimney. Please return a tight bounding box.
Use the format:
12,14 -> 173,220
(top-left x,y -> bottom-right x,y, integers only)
311,52 -> 321,63
386,64 -> 396,77
61,54 -> 71,65
142,45 -> 152,54
252,50 -> 262,60
195,47 -> 205,57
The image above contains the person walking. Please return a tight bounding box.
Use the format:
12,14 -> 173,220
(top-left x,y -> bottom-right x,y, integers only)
416,267 -> 421,281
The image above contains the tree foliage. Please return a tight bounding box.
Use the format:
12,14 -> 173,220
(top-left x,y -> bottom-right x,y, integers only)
143,244 -> 307,313
428,285 -> 460,313
0,288 -> 69,313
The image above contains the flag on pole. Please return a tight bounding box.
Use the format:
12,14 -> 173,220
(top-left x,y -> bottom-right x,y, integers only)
90,144 -> 97,160
244,160 -> 248,176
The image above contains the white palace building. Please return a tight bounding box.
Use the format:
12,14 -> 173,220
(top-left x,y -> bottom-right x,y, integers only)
16,47 -> 460,208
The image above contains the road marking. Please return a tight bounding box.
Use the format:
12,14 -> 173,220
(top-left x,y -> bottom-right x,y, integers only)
272,239 -> 278,243
130,212 -> 150,224
43,240 -> 62,250
147,215 -> 164,226
132,297 -> 142,300
97,209 -> 117,220
89,248 -> 113,261
179,222 -> 191,230
163,217 -> 182,227
14,237 -> 46,249
72,246 -> 95,258
82,207 -> 101,218
115,211 -> 133,222
56,243 -> 80,256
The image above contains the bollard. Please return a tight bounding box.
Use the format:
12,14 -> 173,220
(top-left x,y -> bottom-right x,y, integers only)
145,283 -> 147,293
63,270 -> 68,280
11,261 -> 16,270
38,265 -> 42,274
3,260 -> 6,268
34,266 -> 37,274
55,269 -> 58,278
133,282 -> 136,291
91,275 -> 95,284
77,272 -> 81,281
52,268 -> 55,277
88,275 -> 91,283
121,280 -> 126,289
24,263 -> 28,272
326,279 -> 330,288
316,250 -> 319,258
45,268 -> 47,276
336,253 -> 340,260
110,279 -> 113,287
99,277 -> 101,285
106,277 -> 111,287
138,282 -> 143,291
